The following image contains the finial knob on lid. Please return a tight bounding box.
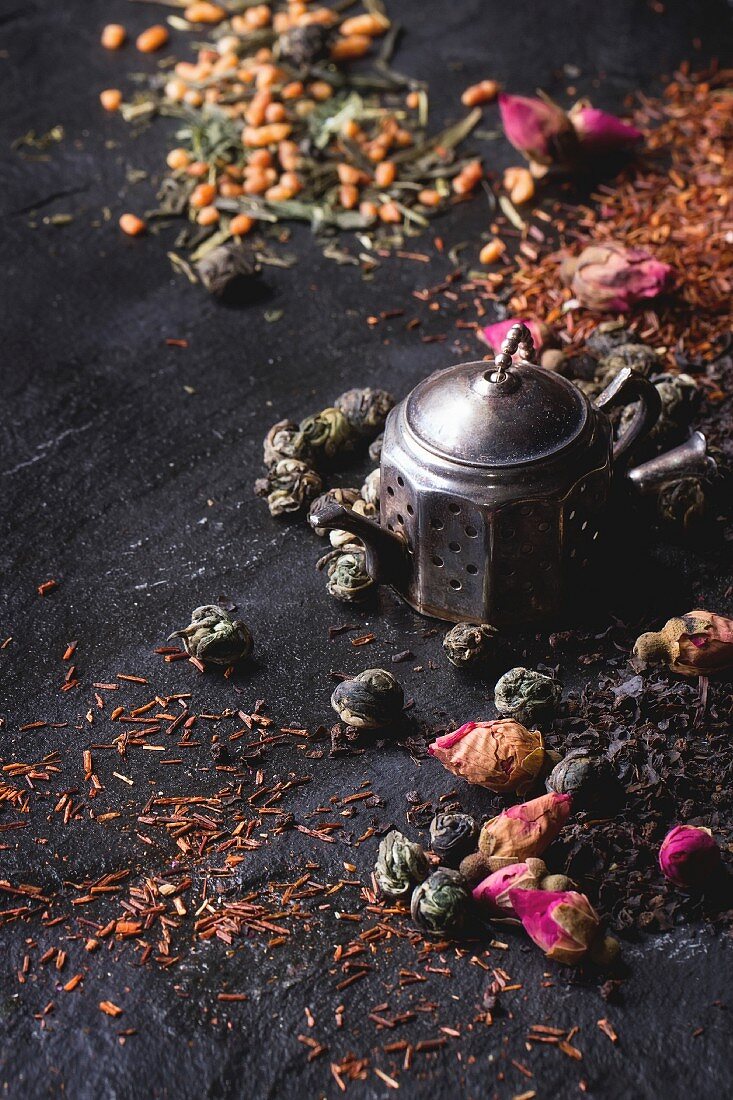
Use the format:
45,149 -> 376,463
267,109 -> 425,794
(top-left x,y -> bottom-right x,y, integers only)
490,322 -> 536,384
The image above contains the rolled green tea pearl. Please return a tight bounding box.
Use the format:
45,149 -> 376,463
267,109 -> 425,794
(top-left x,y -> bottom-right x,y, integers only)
375,830 -> 430,900
595,343 -> 660,385
443,622 -> 496,667
494,667 -> 562,726
546,749 -> 620,812
334,387 -> 395,438
410,869 -> 472,937
657,476 -> 707,531
331,668 -> 404,729
361,468 -> 381,508
300,407 -> 356,461
429,813 -> 479,868
255,458 -> 323,518
326,546 -> 374,602
309,487 -> 361,537
263,419 -> 313,468
368,433 -> 384,464
168,605 -> 253,665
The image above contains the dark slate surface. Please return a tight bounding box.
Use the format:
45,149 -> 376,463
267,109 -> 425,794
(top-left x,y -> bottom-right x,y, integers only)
1,1 -> 732,1097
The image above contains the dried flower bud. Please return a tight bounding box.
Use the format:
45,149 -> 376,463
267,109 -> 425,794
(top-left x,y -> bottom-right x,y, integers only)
300,407 -> 356,461
255,458 -> 323,517
546,749 -> 620,812
429,720 -> 548,795
331,668 -> 404,729
472,858 -> 547,915
309,487 -> 361,537
429,813 -> 479,868
478,792 -> 572,861
494,667 -> 562,726
325,545 -> 374,602
410,869 -> 473,937
263,419 -> 313,468
509,887 -> 619,967
196,241 -> 259,297
632,610 -> 733,677
368,433 -> 384,464
442,622 -> 497,667
482,318 -> 549,356
458,851 -> 495,886
568,104 -> 643,153
334,387 -> 395,438
659,824 -> 721,890
169,604 -> 253,665
562,242 -> 673,313
375,829 -> 430,900
498,93 -> 580,175
657,476 -> 707,532
361,468 -> 381,507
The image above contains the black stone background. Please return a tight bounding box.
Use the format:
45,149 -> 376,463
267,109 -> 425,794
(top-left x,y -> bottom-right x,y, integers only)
1,1 -> 732,1097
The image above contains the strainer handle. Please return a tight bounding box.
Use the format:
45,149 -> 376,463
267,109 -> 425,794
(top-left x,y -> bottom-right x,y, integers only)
595,367 -> 662,475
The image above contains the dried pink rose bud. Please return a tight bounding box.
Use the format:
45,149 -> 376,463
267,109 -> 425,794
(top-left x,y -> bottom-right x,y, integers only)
498,93 -> 580,175
472,858 -> 546,915
482,318 -> 549,356
509,887 -> 619,966
478,792 -> 572,860
633,610 -> 733,678
429,720 -> 548,795
659,825 -> 721,890
569,104 -> 643,153
561,241 -> 673,312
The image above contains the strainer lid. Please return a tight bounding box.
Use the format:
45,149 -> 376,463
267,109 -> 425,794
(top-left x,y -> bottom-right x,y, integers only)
404,360 -> 589,468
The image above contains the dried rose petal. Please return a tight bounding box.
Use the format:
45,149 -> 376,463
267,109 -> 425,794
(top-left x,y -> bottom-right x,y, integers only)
509,887 -> 602,965
472,858 -> 546,915
569,104 -> 643,153
498,93 -> 579,174
482,318 -> 549,356
659,824 -> 721,889
561,241 -> 673,312
478,792 -> 572,860
428,719 -> 548,795
633,610 -> 733,677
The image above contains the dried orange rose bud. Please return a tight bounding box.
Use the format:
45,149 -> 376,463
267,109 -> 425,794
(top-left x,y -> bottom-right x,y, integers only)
478,792 -> 572,861
429,719 -> 548,794
632,610 -> 733,677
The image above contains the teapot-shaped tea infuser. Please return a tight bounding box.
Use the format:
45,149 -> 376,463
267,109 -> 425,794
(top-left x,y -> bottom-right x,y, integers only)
310,324 -> 714,626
